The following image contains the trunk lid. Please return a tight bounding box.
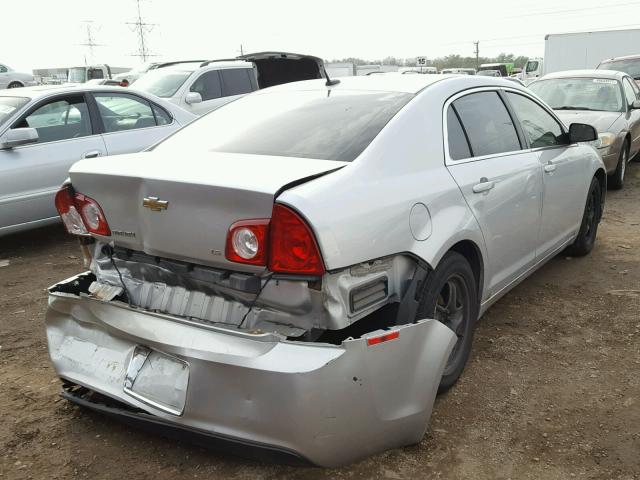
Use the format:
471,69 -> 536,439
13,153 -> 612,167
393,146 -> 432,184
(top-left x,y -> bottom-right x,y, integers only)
239,51 -> 324,89
69,151 -> 344,271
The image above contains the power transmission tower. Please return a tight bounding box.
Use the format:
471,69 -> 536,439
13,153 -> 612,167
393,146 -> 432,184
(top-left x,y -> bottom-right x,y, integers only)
127,0 -> 158,62
79,21 -> 104,64
473,41 -> 479,69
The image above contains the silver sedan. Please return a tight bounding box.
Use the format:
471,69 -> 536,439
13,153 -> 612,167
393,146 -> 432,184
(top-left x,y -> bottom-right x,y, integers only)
0,85 -> 196,236
529,69 -> 640,189
46,74 -> 605,466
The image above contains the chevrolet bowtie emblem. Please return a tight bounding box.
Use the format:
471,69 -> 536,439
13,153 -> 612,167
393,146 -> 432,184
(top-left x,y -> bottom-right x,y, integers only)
142,196 -> 169,211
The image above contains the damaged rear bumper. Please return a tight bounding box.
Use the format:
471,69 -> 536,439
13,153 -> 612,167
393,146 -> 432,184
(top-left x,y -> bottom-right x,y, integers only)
46,274 -> 456,467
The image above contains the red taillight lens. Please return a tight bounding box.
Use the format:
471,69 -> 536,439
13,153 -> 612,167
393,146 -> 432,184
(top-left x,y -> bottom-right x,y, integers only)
225,219 -> 269,265
225,204 -> 325,275
268,204 -> 325,275
54,185 -> 110,236
366,330 -> 399,346
55,185 -> 88,235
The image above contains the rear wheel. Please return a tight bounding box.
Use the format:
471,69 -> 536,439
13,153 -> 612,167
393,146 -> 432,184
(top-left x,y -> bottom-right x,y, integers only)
608,141 -> 628,190
7,81 -> 22,89
415,252 -> 478,393
565,176 -> 602,257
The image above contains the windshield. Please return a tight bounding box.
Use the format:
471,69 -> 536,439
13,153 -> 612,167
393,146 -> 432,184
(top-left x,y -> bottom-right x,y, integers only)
0,96 -> 29,127
477,70 -> 500,77
68,68 -> 86,83
526,61 -> 539,73
530,77 -> 624,112
154,90 -> 413,161
598,59 -> 640,79
133,70 -> 192,97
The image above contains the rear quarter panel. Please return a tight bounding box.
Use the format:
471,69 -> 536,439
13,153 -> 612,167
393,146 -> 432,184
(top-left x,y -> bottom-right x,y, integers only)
278,81 -> 488,297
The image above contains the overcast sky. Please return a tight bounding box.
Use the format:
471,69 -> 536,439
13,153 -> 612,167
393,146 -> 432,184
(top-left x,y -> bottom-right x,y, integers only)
2,0 -> 640,71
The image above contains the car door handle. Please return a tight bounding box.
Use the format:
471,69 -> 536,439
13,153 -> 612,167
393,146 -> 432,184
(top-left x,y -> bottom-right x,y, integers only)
472,178 -> 495,193
544,163 -> 557,173
83,150 -> 102,159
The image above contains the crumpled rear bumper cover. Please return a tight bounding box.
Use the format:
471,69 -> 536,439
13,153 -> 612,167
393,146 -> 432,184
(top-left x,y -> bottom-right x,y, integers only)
45,274 -> 456,467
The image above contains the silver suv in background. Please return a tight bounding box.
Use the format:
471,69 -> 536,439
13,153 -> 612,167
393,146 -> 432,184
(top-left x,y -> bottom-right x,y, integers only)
0,63 -> 37,89
133,60 -> 259,115
133,52 -> 326,115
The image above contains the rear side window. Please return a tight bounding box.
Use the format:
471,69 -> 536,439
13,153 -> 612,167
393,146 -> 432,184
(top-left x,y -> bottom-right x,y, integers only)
446,106 -> 471,160
505,92 -> 563,148
452,91 -> 521,157
154,90 -> 413,162
152,104 -> 172,125
94,94 -> 158,132
190,71 -> 222,101
623,78 -> 638,106
220,68 -> 256,96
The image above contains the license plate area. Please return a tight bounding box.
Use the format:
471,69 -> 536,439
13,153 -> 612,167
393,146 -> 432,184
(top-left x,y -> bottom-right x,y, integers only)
123,346 -> 189,416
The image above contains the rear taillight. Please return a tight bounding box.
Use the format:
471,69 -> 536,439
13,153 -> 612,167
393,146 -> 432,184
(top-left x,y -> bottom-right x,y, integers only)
225,204 -> 325,276
54,185 -> 111,236
268,204 -> 324,275
225,219 -> 269,265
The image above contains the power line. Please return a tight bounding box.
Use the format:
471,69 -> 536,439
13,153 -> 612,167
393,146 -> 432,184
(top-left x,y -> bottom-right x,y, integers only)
504,0 -> 640,19
126,0 -> 158,62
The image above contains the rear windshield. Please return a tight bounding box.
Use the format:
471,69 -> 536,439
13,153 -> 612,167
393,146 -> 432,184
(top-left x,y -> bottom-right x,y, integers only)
133,70 -> 192,97
598,59 -> 640,79
0,96 -> 29,127
154,90 -> 413,161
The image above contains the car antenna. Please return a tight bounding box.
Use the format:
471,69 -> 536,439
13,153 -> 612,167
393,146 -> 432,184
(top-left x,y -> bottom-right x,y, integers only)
324,68 -> 340,86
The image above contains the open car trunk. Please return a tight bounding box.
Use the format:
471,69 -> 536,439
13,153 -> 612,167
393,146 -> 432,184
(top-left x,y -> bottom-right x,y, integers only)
239,51 -> 325,89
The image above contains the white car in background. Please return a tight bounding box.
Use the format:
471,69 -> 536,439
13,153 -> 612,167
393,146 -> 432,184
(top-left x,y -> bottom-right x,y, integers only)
0,63 -> 37,89
0,85 -> 196,236
133,52 -> 325,115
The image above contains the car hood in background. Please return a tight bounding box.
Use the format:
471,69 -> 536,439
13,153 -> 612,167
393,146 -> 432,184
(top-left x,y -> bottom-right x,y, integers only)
554,110 -> 623,133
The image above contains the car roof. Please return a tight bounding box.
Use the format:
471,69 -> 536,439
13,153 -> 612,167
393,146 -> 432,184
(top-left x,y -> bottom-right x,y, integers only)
539,69 -> 628,81
0,84 -> 155,99
600,54 -> 640,63
257,73 -> 527,95
155,60 -> 253,74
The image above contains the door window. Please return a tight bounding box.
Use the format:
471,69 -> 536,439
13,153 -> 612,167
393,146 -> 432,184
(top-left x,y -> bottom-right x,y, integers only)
16,96 -> 91,143
623,78 -> 638,106
0,65 -> 7,73
446,106 -> 472,160
190,71 -> 222,101
220,68 -> 256,96
452,91 -> 521,157
94,93 -> 159,132
505,92 -> 564,148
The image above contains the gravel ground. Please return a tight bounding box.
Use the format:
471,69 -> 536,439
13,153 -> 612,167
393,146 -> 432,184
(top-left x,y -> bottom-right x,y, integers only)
1,164 -> 638,480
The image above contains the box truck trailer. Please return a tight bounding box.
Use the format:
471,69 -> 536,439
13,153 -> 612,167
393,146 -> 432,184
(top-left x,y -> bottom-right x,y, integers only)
522,28 -> 640,82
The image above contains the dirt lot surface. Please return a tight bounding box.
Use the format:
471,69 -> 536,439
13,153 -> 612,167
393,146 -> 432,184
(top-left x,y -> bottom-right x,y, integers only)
1,165 -> 639,480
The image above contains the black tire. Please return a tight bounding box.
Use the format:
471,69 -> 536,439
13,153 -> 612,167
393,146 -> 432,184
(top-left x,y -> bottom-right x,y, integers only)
608,140 -> 628,190
565,176 -> 602,257
7,81 -> 23,89
415,251 -> 478,393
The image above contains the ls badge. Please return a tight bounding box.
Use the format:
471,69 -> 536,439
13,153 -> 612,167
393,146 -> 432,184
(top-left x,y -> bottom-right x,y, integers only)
143,196 -> 169,211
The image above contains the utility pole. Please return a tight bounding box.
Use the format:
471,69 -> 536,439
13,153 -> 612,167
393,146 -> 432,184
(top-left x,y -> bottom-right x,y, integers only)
127,0 -> 157,62
473,41 -> 480,69
239,44 -> 244,56
79,21 -> 103,64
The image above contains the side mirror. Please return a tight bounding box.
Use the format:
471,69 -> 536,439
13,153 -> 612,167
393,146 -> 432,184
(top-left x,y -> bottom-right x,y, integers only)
0,128 -> 39,149
569,123 -> 597,143
184,92 -> 203,105
632,99 -> 640,109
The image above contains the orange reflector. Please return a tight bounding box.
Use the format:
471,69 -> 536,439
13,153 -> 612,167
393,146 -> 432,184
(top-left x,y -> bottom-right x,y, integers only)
366,330 -> 399,346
